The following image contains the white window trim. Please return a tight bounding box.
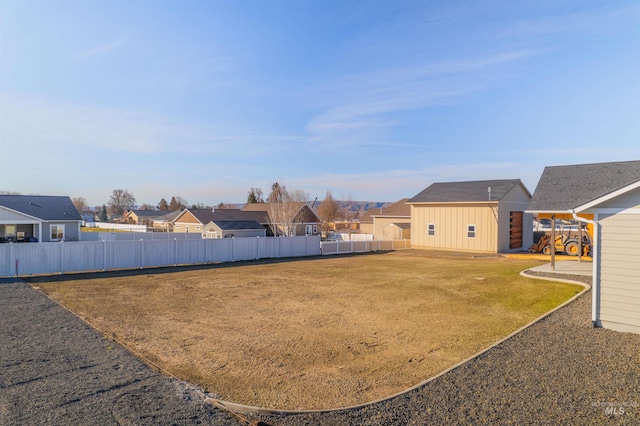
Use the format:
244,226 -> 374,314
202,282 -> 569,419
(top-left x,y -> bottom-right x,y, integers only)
427,223 -> 436,237
467,224 -> 476,239
51,224 -> 65,241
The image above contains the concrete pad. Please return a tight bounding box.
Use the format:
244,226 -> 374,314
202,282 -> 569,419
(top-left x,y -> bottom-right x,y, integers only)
527,261 -> 593,276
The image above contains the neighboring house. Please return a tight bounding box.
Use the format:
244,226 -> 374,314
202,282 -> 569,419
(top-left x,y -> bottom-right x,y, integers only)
79,210 -> 96,223
168,209 -> 204,234
527,160 -> 640,334
370,198 -> 411,240
408,179 -> 533,253
242,202 -> 322,236
191,209 -> 266,238
150,210 -> 184,232
124,209 -> 172,226
0,195 -> 83,242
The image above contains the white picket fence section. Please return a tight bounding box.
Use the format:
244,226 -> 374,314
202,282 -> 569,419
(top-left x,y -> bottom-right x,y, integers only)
320,239 -> 410,255
0,237 -> 411,278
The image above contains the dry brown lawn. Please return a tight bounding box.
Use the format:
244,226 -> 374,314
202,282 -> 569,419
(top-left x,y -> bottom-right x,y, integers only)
32,250 -> 583,410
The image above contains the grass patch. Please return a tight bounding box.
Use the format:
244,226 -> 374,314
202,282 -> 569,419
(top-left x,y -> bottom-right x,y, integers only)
33,250 -> 583,410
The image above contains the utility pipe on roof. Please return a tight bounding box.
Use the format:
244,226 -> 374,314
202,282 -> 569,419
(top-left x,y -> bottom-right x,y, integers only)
572,210 -> 600,328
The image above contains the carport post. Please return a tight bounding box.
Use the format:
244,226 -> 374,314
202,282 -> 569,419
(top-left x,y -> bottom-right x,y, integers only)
551,215 -> 556,271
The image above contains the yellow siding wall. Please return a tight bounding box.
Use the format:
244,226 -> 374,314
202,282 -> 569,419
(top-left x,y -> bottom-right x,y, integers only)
173,211 -> 202,233
373,217 -> 410,240
411,204 -> 498,252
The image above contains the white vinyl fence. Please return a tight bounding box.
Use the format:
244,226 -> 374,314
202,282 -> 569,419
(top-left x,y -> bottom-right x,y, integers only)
81,231 -> 202,241
0,237 -> 411,278
320,239 -> 410,255
0,236 -> 320,277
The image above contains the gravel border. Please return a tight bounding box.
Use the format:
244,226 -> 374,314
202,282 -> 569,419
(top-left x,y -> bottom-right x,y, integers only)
3,271 -> 638,425
0,281 -> 243,425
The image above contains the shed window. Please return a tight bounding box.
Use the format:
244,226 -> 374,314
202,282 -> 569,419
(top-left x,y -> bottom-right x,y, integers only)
427,223 -> 435,236
467,224 -> 476,239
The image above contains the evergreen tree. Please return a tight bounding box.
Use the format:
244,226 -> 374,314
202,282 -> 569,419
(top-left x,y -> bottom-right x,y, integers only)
99,204 -> 109,222
247,188 -> 264,203
158,198 -> 169,210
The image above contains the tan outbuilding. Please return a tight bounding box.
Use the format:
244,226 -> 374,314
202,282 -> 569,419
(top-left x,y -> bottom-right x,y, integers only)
409,179 -> 533,253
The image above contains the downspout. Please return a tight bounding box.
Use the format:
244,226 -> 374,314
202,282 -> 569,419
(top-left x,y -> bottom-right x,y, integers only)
572,210 -> 600,328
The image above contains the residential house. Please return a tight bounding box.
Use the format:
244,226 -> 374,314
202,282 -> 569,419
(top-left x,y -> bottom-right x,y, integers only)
242,202 -> 322,236
150,210 -> 184,232
191,209 -> 266,238
372,198 -> 411,240
0,195 -> 83,242
527,160 -> 640,334
408,179 -> 533,253
124,209 -> 173,226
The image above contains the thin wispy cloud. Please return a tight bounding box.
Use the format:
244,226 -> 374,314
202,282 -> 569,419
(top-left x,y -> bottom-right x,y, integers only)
79,36 -> 128,58
1,95 -> 305,157
304,49 -> 547,146
495,3 -> 640,40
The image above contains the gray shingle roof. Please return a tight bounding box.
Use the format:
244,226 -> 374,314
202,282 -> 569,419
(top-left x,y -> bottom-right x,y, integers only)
0,195 -> 82,221
214,220 -> 265,231
527,160 -> 640,212
190,209 -> 268,226
408,179 -> 525,203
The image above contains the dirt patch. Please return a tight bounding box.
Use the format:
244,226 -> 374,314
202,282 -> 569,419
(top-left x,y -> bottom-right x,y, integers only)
31,250 -> 583,410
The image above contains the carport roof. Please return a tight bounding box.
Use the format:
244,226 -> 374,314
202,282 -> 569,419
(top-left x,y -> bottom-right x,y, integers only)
527,160 -> 640,212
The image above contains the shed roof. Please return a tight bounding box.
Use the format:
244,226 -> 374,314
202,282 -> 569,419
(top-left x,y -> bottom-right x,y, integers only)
527,160 -> 640,212
408,179 -> 526,203
0,195 -> 82,221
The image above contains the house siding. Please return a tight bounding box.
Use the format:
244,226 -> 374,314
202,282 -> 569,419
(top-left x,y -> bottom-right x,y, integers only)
597,207 -> 640,334
411,203 -> 499,253
173,210 -> 202,233
0,208 -> 37,222
373,217 -> 410,240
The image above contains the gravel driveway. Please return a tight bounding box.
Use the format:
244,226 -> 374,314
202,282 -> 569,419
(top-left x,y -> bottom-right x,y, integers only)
2,272 -> 639,425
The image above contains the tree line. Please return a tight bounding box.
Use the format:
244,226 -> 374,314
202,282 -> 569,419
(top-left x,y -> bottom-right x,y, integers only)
44,184 -> 360,231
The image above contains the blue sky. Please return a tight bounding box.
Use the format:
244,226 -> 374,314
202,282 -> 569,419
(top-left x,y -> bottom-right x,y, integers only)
1,1 -> 639,207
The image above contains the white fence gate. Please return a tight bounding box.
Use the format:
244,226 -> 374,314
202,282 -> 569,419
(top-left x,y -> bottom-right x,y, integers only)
0,237 -> 411,278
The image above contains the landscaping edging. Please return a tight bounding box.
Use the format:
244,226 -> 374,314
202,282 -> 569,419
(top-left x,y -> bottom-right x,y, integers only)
206,269 -> 591,416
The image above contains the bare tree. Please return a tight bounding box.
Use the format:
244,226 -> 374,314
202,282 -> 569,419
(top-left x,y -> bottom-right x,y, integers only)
268,184 -> 308,236
139,203 -> 156,210
72,196 -> 88,212
316,190 -> 339,234
107,189 -> 136,216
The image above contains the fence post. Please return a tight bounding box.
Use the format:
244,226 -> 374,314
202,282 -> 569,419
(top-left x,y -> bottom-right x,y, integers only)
60,241 -> 64,275
140,239 -> 144,269
174,238 -> 178,266
10,242 -> 15,278
103,240 -> 107,271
